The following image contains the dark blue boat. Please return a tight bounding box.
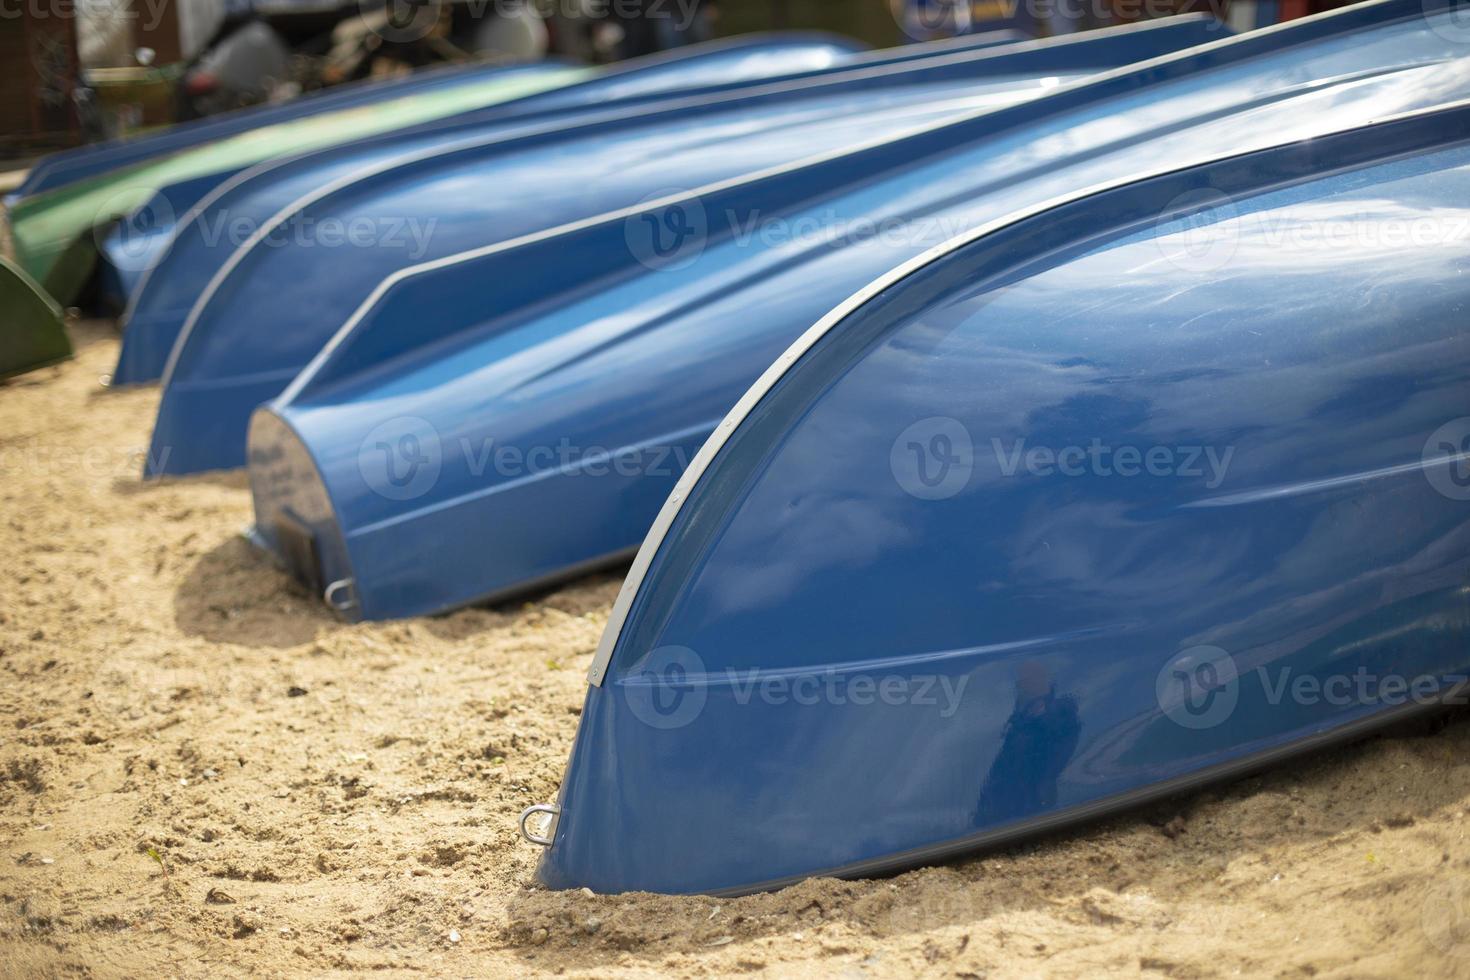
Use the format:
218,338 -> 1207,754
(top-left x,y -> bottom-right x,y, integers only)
100,32 -> 886,345
529,97 -> 1470,895
10,33 -> 866,202
244,0 -> 1470,625
124,21 -> 1162,394
8,62 -> 570,202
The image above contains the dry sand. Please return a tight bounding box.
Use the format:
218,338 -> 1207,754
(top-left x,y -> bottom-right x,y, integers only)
3,322 -> 1470,978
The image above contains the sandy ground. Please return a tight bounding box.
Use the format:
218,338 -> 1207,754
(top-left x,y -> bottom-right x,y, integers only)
3,322 -> 1470,979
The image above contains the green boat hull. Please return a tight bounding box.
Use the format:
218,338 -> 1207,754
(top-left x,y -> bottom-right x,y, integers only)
0,254 -> 71,380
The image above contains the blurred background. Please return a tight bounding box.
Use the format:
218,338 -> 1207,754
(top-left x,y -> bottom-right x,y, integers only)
2,0 -> 1358,162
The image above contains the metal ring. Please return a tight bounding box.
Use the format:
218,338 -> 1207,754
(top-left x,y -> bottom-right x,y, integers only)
519,803 -> 561,846
323,578 -> 357,613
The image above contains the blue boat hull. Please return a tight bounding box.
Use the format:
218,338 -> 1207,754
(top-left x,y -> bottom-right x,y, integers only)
154,19 -> 1225,478
245,0 -> 1470,626
110,30 -> 1019,384
9,33 -> 868,204
535,100 -> 1470,895
6,62 -> 570,203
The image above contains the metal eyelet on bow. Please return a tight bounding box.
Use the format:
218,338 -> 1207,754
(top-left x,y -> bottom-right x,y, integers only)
519,803 -> 561,846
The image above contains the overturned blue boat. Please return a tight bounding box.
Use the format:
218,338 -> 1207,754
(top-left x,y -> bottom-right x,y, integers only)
11,62 -> 578,203
530,98 -> 1470,895
128,19 -> 1170,400
96,32 -> 879,327
245,0 -> 1470,624
5,62 -> 586,308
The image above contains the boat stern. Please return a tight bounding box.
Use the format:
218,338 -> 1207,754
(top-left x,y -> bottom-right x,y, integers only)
246,407 -> 361,618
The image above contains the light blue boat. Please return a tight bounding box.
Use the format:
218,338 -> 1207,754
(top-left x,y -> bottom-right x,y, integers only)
243,0 -> 1470,625
146,17 -> 1221,470
531,95 -> 1470,895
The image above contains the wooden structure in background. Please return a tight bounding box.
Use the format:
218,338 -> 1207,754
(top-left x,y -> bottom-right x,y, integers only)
719,0 -> 904,48
0,5 -> 82,155
131,0 -> 184,64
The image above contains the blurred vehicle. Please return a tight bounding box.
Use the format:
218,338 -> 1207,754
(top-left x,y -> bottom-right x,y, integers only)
179,20 -> 292,119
